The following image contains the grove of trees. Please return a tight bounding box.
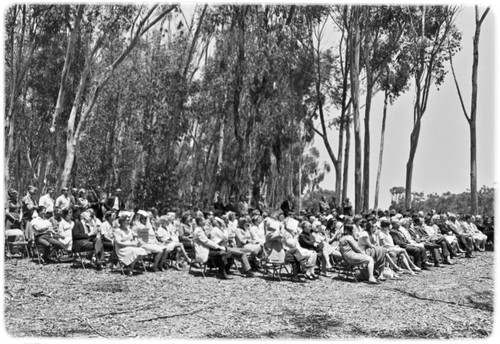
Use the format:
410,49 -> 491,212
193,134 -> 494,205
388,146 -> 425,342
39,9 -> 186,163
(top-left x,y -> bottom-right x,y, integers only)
4,4 -> 492,214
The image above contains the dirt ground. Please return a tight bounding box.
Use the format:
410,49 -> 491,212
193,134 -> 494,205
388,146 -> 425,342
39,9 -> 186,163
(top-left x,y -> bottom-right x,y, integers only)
3,250 -> 495,339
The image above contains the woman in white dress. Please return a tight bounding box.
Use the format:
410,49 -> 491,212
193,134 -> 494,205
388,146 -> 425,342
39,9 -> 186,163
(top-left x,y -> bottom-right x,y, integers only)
114,215 -> 148,275
131,210 -> 169,272
156,215 -> 192,269
57,209 -> 74,251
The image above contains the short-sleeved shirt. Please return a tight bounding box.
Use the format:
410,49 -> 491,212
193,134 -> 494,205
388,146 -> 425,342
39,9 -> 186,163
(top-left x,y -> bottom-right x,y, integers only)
55,195 -> 71,211
39,194 -> 54,213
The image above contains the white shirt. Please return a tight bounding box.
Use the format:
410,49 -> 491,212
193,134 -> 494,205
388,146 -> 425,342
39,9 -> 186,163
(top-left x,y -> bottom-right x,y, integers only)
210,226 -> 229,245
55,195 -> 71,211
31,216 -> 54,235
113,197 -> 119,210
101,221 -> 114,240
39,194 -> 55,213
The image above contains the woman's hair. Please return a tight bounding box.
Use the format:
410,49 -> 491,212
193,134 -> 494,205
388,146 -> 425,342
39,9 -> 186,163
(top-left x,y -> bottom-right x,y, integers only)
195,217 -> 204,226
343,223 -> 354,235
62,209 -> 72,219
104,211 -> 114,220
118,215 -> 130,225
73,209 -> 82,221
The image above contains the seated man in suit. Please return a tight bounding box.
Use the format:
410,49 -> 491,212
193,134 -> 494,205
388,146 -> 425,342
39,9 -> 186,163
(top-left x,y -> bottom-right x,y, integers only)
389,218 -> 429,270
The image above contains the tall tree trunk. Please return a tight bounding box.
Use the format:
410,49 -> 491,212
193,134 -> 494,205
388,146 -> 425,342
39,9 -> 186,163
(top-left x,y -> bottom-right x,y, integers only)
362,20 -> 373,213
50,5 -> 84,132
374,90 -> 389,210
342,111 -> 351,204
336,111 -> 345,201
350,7 -> 363,214
231,6 -> 247,188
469,6 -> 489,214
405,109 -> 423,211
447,6 -> 483,213
5,5 -> 38,189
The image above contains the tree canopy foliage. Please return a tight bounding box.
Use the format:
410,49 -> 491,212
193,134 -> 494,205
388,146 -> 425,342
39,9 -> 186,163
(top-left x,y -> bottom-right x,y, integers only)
4,4 -> 491,214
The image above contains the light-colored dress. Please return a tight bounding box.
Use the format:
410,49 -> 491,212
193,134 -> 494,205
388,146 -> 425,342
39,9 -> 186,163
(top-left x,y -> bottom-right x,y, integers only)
57,218 -> 74,251
156,224 -> 179,251
133,223 -> 164,254
357,231 -> 386,270
339,235 -> 371,265
249,224 -> 265,245
377,230 -> 405,256
113,228 -> 148,266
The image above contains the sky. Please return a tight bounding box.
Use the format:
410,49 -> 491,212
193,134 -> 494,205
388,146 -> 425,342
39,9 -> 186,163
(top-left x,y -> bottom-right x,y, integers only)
312,3 -> 497,210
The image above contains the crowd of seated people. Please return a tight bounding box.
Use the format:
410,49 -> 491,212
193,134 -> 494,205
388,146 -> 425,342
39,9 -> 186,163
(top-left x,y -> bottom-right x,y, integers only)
4,185 -> 495,283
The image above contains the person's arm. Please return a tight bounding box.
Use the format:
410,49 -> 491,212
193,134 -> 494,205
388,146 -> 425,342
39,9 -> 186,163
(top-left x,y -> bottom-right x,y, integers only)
265,229 -> 283,243
358,233 -> 374,249
347,236 -> 364,253
235,227 -> 248,246
32,219 -> 50,235
195,228 -> 224,250
114,229 -> 139,248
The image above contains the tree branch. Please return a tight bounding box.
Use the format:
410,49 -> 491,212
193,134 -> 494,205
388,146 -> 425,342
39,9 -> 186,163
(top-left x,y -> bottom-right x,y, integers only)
448,48 -> 471,123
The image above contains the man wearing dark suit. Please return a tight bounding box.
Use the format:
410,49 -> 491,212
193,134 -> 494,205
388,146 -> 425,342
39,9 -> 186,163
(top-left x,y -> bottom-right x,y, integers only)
280,195 -> 295,218
87,184 -> 103,220
389,218 -> 429,269
224,195 -> 238,214
213,194 -> 225,214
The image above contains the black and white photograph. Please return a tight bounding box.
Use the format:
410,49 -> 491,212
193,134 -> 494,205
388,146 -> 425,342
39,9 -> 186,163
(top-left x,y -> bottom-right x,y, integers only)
2,0 -> 497,341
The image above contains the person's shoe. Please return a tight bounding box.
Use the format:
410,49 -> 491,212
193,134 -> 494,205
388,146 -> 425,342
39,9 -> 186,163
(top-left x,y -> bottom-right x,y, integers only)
434,262 -> 443,268
290,275 -> 304,283
245,271 -> 255,278
304,273 -> 315,280
412,266 -> 421,272
421,265 -> 432,271
425,261 -> 434,267
444,258 -> 453,265
217,272 -> 229,280
367,279 -> 381,285
465,253 -> 475,258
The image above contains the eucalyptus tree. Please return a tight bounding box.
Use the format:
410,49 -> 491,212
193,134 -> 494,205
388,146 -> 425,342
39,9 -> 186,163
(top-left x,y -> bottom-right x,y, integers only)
46,4 -> 178,188
449,5 -> 490,215
373,61 -> 411,210
4,5 -> 62,189
196,5 -> 319,208
359,5 -> 408,212
403,5 -> 461,210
